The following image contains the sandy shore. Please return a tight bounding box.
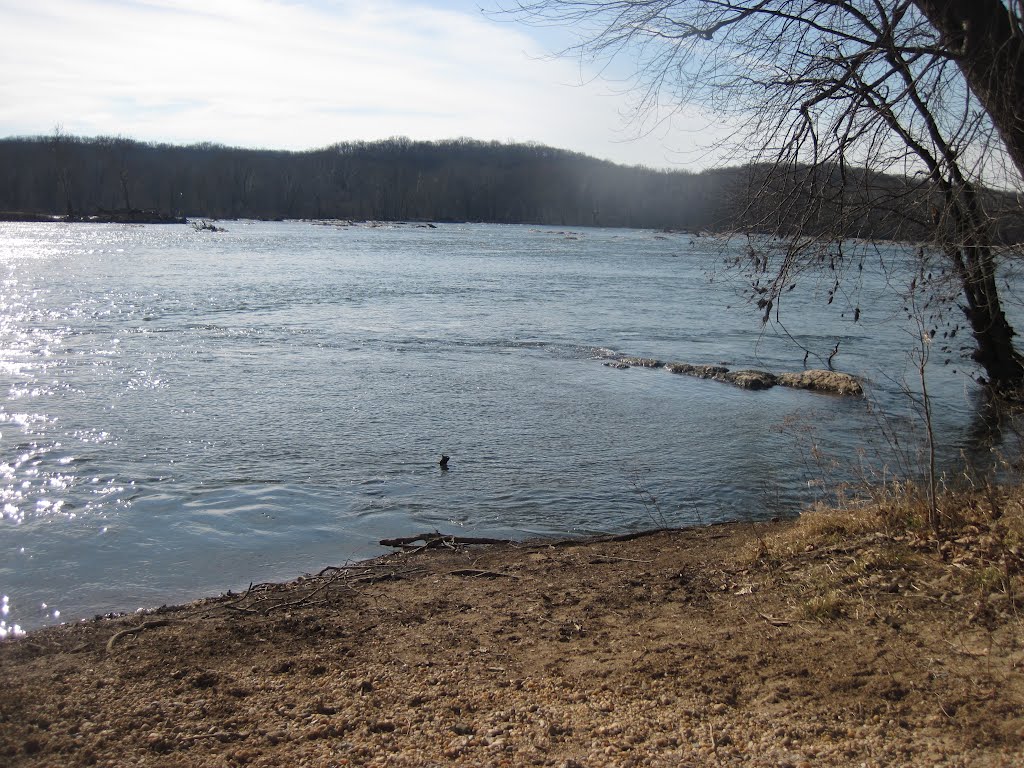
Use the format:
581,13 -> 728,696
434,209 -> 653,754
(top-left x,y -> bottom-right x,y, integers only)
2,504 -> 1023,767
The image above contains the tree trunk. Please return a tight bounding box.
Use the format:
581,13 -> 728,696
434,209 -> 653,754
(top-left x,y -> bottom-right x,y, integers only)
940,178 -> 1024,389
962,270 -> 1024,389
949,229 -> 1024,388
913,0 -> 1024,183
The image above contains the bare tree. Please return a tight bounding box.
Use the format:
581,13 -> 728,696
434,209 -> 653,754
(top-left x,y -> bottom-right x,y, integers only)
502,0 -> 1024,389
913,0 -> 1024,180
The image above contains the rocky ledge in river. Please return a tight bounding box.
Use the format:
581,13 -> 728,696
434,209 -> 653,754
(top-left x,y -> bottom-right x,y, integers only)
606,357 -> 863,396
776,369 -> 864,396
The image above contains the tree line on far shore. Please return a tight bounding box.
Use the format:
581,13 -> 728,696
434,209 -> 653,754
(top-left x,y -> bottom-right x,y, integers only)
0,133 -> 968,239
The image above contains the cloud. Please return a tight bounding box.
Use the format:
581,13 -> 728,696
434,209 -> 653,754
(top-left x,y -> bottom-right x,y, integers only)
0,0 -> 725,168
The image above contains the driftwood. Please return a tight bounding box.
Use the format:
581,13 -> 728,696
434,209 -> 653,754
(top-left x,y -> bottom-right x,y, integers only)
379,533 -> 513,549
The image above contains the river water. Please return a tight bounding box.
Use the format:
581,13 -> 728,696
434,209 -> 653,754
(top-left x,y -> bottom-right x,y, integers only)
0,220 -> 1011,633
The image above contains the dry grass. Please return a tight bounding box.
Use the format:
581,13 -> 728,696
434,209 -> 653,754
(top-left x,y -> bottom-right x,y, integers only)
767,478 -> 1024,551
745,478 -> 1024,654
800,590 -> 848,622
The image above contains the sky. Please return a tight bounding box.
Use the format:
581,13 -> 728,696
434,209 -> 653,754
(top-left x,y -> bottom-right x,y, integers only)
0,0 -> 727,170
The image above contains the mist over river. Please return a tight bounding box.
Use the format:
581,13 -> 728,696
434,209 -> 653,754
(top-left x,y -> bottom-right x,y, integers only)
0,220 -> 1014,632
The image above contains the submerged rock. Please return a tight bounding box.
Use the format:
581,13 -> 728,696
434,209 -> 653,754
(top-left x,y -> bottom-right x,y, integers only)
604,361 -> 631,370
721,369 -> 778,390
778,369 -> 863,396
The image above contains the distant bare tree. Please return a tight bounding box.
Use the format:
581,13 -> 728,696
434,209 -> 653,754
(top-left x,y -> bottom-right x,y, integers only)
51,125 -> 75,217
502,1 -> 1024,389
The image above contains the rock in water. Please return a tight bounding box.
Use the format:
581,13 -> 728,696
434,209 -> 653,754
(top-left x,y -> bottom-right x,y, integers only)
777,370 -> 863,396
665,363 -> 729,379
721,369 -> 778,390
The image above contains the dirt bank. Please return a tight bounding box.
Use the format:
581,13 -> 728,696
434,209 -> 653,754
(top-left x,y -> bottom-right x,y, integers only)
2,497 -> 1022,767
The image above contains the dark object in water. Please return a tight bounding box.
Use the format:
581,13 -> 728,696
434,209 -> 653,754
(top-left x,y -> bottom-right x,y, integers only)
439,454 -> 450,470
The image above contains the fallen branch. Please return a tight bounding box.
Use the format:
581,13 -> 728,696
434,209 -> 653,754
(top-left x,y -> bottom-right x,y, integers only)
519,527 -> 678,550
264,577 -> 340,615
315,563 -> 403,577
379,532 -> 513,549
219,582 -> 255,610
351,571 -> 409,584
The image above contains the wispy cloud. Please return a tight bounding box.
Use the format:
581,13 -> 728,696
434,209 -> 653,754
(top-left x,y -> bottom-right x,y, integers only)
0,0 -> 723,168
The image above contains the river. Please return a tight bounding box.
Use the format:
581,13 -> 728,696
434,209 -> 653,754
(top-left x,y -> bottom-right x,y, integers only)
0,220 -> 1010,632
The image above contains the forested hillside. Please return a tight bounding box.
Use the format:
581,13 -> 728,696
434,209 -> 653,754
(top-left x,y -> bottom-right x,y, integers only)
0,135 -> 731,229
0,134 -> 973,238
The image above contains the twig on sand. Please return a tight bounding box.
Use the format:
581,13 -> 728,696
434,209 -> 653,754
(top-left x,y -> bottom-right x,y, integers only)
449,569 -> 520,579
105,620 -> 171,654
589,555 -> 655,564
758,612 -> 793,626
222,603 -> 260,614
